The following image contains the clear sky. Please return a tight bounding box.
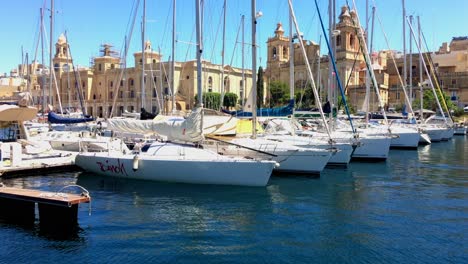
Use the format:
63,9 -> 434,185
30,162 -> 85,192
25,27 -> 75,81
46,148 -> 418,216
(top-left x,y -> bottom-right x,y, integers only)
0,0 -> 466,75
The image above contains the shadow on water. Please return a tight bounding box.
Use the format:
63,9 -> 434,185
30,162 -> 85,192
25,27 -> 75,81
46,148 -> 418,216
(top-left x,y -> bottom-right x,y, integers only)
0,173 -> 88,242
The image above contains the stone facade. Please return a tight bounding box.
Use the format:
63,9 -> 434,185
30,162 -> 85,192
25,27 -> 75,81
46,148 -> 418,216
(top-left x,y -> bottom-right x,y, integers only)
264,6 -> 389,112
20,35 -> 253,117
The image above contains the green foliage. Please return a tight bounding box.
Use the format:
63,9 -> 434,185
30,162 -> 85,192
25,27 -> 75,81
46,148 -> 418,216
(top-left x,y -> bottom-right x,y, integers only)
194,92 -> 221,110
294,81 -> 316,109
337,94 -> 355,114
223,92 -> 238,108
412,90 -> 462,115
268,81 -> 289,107
257,66 -> 264,108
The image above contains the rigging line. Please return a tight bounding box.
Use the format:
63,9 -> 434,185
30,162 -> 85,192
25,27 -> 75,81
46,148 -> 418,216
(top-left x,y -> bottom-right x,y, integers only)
64,31 -> 87,115
373,4 -> 419,127
420,30 -> 454,123
406,17 -> 447,125
159,0 -> 173,50
314,0 -> 356,133
226,15 -> 242,80
110,0 -> 141,118
346,0 -> 388,125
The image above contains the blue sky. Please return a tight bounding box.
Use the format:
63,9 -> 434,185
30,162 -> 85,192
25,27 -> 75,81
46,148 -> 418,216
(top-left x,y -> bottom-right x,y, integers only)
0,0 -> 466,75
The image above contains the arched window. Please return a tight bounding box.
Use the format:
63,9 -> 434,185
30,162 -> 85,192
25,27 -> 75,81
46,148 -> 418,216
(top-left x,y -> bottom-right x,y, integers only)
93,94 -> 96,100
153,59 -> 156,64
110,81 -> 113,88
208,76 -> 213,89
239,80 -> 243,87
336,35 -> 342,46
272,47 -> 277,58
82,81 -> 86,88
283,46 -> 288,59
350,34 -> 355,49
224,76 -> 230,92
130,90 -> 135,98
129,78 -> 134,86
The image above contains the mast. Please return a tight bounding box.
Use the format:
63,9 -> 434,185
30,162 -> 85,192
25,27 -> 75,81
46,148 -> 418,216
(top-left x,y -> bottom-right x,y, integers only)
171,0 -> 176,112
49,0 -> 54,108
124,35 -> 128,112
406,18 -> 446,124
40,7 -> 46,114
327,0 -> 333,125
289,7 -> 294,103
402,0 -> 407,95
195,0 -> 203,108
241,15 -> 245,107
140,0 -> 146,110
364,0 -> 370,125
418,16 -> 423,120
26,52 -> 30,95
251,0 -> 258,139
409,15 -> 413,106
219,0 -> 227,110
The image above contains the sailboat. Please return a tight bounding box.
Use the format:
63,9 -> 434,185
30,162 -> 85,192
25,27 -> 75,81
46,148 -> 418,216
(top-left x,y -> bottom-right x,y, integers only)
202,0 -> 335,175
75,0 -> 277,187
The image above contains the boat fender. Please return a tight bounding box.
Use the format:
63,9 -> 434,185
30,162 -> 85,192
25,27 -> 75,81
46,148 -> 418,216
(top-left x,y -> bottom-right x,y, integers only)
132,155 -> 139,171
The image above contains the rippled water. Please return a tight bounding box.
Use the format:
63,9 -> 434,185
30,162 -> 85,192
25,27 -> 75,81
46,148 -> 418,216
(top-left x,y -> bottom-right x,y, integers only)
0,137 -> 467,263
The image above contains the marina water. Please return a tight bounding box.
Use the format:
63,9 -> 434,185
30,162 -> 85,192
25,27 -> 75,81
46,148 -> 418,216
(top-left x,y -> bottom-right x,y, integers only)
0,137 -> 467,263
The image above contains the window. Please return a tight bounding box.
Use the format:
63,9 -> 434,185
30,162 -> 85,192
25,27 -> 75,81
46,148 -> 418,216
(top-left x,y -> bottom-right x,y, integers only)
452,79 -> 457,85
186,76 -> 189,80
272,47 -> 277,58
283,46 -> 288,59
153,89 -> 157,98
109,91 -> 113,99
451,91 -> 457,101
130,79 -> 134,86
240,80 -> 243,87
350,34 -> 355,49
120,80 -> 124,86
54,63 -> 59,71
82,81 -> 86,88
130,90 -> 135,98
110,81 -> 113,87
98,64 -> 102,71
164,87 -> 169,95
153,59 -> 156,64
119,91 -> 123,98
208,76 -> 213,89
336,35 -> 341,46
111,64 -> 115,69
93,94 -> 96,100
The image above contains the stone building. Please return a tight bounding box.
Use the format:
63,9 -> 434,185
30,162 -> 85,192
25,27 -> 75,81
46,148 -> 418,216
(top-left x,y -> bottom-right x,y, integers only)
264,6 -> 389,112
386,36 -> 468,109
23,34 -> 253,117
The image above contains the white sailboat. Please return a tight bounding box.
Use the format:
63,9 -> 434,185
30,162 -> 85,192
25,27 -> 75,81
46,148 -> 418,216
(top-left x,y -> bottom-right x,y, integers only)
75,0 -> 276,187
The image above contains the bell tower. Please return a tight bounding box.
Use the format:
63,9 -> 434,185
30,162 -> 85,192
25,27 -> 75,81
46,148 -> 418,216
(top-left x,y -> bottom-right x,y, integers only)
266,23 -> 290,64
53,33 -> 72,77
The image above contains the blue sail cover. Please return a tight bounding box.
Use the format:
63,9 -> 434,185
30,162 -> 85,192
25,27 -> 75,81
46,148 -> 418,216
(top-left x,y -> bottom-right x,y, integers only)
48,111 -> 94,124
223,99 -> 294,117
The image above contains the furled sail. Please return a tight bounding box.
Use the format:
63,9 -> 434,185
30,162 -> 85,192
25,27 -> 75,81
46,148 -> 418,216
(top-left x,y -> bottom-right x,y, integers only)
108,107 -> 204,143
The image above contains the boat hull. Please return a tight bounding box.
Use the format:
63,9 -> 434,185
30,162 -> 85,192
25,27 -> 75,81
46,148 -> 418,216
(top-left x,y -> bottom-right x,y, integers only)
75,152 -> 274,187
352,135 -> 391,161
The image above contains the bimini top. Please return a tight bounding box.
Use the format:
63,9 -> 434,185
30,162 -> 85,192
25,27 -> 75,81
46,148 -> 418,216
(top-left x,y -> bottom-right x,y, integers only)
0,105 -> 38,122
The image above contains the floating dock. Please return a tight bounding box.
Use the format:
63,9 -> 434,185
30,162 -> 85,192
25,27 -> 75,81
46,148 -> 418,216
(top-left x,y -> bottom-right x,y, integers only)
0,186 -> 91,227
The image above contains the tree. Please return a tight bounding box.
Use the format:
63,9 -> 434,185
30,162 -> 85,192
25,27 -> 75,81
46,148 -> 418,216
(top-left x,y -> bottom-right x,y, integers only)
268,81 -> 289,107
294,81 -> 315,109
223,92 -> 238,109
257,66 -> 264,108
194,92 -> 221,110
